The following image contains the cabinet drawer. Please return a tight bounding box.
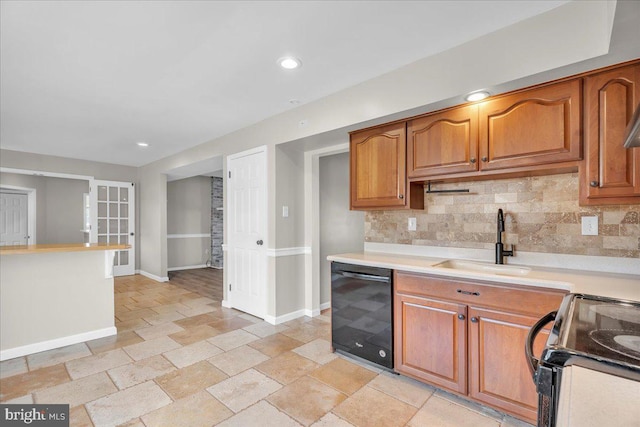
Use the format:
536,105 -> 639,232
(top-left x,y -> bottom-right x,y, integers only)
394,271 -> 565,316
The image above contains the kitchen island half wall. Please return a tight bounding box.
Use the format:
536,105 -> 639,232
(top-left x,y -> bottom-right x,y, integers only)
0,243 -> 127,360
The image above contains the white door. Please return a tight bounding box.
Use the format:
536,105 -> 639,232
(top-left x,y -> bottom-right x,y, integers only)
90,180 -> 135,276
227,146 -> 267,318
0,192 -> 28,246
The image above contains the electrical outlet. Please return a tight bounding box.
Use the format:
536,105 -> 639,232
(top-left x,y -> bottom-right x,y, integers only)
408,217 -> 417,231
581,216 -> 598,236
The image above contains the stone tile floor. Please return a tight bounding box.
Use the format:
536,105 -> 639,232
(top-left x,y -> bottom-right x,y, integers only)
0,274 -> 533,427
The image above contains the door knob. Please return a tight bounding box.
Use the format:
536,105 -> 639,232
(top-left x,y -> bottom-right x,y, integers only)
256,240 -> 263,245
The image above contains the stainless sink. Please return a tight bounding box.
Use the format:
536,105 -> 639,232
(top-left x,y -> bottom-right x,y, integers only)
433,259 -> 531,277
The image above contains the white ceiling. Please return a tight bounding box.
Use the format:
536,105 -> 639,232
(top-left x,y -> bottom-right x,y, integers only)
1,1 -> 570,167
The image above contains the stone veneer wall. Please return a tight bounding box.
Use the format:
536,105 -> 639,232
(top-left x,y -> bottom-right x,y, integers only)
365,172 -> 639,258
211,177 -> 223,268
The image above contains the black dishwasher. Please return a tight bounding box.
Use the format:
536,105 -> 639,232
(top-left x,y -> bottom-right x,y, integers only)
331,262 -> 393,370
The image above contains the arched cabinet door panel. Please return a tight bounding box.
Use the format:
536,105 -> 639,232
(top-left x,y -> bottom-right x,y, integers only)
408,105 -> 479,178
580,62 -> 640,205
478,79 -> 582,171
350,122 -> 423,210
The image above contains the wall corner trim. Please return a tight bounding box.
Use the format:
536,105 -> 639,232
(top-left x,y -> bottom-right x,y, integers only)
266,247 -> 311,257
167,264 -> 208,272
137,270 -> 169,282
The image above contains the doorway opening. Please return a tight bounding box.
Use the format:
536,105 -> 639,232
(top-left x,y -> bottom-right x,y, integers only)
165,156 -> 225,302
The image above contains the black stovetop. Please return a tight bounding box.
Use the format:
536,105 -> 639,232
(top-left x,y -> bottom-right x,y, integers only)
542,294 -> 640,375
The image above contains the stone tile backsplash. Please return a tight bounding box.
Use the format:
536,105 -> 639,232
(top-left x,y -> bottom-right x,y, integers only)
365,173 -> 640,258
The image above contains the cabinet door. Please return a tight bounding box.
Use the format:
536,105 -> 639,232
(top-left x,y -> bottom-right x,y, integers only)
478,79 -> 582,171
407,105 -> 479,178
394,293 -> 467,394
350,122 -> 411,209
581,62 -> 640,205
468,306 -> 550,424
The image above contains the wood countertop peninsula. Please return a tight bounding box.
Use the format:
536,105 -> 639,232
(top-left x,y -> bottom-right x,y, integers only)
0,243 -> 130,255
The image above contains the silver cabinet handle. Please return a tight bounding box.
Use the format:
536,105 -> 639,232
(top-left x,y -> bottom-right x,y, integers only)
340,271 -> 390,283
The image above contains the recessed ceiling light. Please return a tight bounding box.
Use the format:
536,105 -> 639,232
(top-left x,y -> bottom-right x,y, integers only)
465,91 -> 491,102
278,57 -> 302,70
136,142 -> 149,147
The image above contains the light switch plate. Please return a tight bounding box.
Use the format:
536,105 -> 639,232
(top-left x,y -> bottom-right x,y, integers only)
282,206 -> 289,218
581,216 -> 598,236
408,217 -> 417,231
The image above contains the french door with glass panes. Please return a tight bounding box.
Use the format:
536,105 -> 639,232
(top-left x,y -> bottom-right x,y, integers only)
90,180 -> 135,276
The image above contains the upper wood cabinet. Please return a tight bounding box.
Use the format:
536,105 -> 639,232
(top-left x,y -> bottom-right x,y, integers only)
580,62 -> 640,205
406,79 -> 582,181
350,60 -> 639,208
408,105 -> 479,178
478,79 -> 582,171
350,122 -> 423,210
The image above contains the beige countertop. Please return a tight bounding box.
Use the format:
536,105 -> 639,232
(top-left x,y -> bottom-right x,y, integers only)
328,252 -> 640,302
0,243 -> 130,255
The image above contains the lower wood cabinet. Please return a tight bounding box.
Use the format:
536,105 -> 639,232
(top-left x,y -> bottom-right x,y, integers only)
468,306 -> 551,422
394,271 -> 565,424
395,293 -> 467,393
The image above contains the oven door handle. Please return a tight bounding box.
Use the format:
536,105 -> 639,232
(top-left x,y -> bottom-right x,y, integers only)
339,272 -> 390,283
525,310 -> 557,378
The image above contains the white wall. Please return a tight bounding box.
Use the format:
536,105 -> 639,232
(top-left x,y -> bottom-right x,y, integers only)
274,144 -> 306,316
319,152 -> 364,304
1,250 -> 115,359
0,172 -> 89,244
0,151 -> 139,263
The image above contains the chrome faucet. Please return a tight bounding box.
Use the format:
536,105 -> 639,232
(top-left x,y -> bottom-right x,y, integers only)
496,209 -> 514,264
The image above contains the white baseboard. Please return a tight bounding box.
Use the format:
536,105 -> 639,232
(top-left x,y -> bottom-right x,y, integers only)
167,264 -> 207,272
265,309 -> 308,325
303,308 -> 320,317
137,270 -> 169,282
223,304 -> 327,326
303,302 -> 331,318
0,327 -> 117,361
